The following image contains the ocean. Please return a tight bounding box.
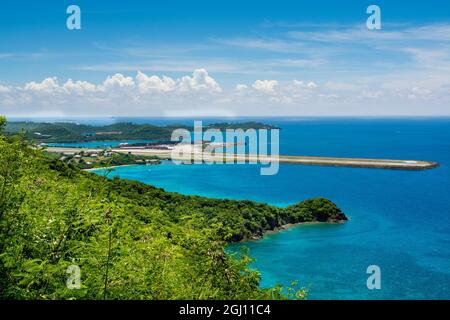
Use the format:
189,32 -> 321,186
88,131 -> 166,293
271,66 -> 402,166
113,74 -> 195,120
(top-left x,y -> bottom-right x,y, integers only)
82,117 -> 449,299
47,139 -> 156,149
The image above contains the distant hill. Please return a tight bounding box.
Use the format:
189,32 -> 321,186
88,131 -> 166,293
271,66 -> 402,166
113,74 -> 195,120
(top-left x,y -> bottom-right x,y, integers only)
5,121 -> 280,143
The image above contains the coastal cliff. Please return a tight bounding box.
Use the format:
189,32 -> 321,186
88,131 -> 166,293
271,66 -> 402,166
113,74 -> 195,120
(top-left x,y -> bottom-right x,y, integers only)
241,198 -> 348,241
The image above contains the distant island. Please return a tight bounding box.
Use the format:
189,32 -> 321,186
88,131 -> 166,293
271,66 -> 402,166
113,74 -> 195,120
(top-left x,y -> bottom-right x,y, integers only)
5,121 -> 280,144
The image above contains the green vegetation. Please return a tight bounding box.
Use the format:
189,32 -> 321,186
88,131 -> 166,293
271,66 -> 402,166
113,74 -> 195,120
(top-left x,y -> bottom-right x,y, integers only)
0,118 -> 346,300
5,121 -> 278,144
50,151 -> 161,170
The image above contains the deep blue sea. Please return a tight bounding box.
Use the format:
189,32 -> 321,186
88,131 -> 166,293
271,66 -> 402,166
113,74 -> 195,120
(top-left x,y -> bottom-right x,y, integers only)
68,117 -> 450,299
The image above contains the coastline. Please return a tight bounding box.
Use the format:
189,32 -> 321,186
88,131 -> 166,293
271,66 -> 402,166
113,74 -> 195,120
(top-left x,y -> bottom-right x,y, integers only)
240,220 -> 348,242
84,162 -> 349,244
47,146 -> 439,171
84,163 -> 349,243
82,164 -> 137,172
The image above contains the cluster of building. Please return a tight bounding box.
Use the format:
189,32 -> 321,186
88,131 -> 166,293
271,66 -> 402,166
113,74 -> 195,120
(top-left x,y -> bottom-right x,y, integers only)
58,149 -> 160,166
59,150 -> 112,165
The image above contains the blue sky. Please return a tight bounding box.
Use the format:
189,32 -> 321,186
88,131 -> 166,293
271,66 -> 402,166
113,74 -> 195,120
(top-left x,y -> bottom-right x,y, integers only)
1,0 -> 450,116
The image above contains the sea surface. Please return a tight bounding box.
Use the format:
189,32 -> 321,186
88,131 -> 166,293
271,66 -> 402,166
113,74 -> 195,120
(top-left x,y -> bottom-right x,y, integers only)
82,117 -> 449,299
46,139 -> 156,148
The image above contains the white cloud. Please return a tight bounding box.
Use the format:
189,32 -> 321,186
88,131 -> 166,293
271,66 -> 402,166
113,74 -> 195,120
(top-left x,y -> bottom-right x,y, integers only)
307,82 -> 317,89
136,71 -> 176,93
406,24 -> 450,42
288,24 -> 450,43
407,86 -> 432,100
292,80 -> 305,87
101,73 -> 135,91
135,69 -> 222,94
252,80 -> 278,93
24,77 -> 60,92
63,79 -> 97,94
292,79 -> 317,89
0,85 -> 11,93
1,68 -> 449,116
178,69 -> 222,93
324,82 -> 358,91
215,37 -> 307,53
267,59 -> 324,68
361,90 -> 383,99
235,84 -> 248,91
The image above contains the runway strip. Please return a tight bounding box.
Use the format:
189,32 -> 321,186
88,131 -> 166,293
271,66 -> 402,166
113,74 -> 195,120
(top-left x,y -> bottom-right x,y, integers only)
46,147 -> 439,170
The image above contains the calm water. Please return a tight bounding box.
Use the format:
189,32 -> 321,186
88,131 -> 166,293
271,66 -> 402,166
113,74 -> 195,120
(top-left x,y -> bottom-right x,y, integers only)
90,118 -> 450,299
47,139 -> 156,148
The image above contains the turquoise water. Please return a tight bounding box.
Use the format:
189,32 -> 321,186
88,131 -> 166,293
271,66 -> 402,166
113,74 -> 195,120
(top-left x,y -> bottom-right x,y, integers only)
92,118 -> 450,299
47,139 -> 155,148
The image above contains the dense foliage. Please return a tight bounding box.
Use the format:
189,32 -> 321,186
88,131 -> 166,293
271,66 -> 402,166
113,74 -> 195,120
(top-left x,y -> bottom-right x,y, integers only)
0,117 -> 346,299
5,121 -> 278,143
52,151 -> 161,170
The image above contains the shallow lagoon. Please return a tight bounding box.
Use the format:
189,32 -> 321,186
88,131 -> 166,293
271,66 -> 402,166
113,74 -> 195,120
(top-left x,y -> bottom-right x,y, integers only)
47,139 -> 156,149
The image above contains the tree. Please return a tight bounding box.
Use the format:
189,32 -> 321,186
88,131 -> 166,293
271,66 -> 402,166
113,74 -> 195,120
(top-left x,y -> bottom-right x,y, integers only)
0,116 -> 6,133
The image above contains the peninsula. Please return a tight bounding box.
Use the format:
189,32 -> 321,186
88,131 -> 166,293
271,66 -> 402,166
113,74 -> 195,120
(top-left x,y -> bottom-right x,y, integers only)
46,146 -> 439,171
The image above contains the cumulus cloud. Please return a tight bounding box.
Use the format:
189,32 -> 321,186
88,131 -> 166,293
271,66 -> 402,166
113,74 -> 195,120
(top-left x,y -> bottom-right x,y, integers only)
252,80 -> 278,93
0,68 -> 449,116
136,71 -> 176,93
178,69 -> 222,93
63,79 -> 97,94
135,69 -> 222,94
0,69 -> 226,116
101,73 -> 135,90
24,77 -> 60,92
23,77 -> 98,95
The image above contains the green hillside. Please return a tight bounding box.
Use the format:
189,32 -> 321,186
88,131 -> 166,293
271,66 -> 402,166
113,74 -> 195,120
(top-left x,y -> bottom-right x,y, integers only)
5,121 -> 279,144
0,117 -> 346,299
